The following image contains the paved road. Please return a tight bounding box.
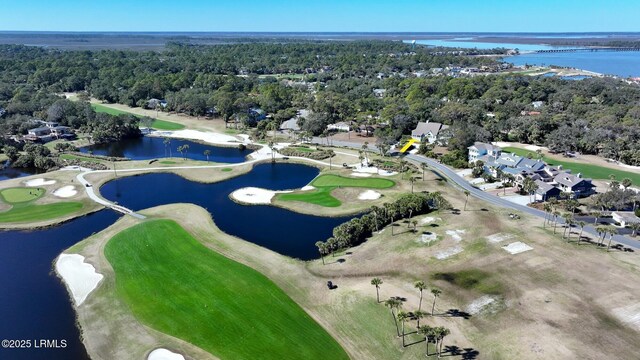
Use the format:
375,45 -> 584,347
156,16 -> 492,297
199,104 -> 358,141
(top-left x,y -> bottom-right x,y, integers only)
310,138 -> 639,250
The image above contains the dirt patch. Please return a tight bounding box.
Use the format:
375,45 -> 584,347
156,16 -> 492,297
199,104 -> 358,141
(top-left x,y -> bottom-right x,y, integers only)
502,242 -> 533,254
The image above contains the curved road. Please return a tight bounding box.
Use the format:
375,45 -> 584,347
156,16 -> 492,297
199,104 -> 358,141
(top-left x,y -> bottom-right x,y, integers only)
311,137 -> 639,250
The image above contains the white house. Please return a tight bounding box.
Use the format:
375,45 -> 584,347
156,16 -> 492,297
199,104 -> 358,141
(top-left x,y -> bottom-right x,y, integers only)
612,212 -> 640,227
411,121 -> 448,144
468,142 -> 502,163
327,122 -> 351,132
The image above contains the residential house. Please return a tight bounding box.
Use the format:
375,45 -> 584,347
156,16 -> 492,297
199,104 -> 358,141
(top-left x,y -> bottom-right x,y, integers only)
531,101 -> 544,109
411,121 -> 449,144
28,127 -> 51,137
373,89 -> 387,98
553,173 -> 595,198
248,108 -> 267,122
534,180 -> 562,201
612,212 -> 640,227
50,126 -> 75,139
468,142 -> 502,163
280,119 -> 301,132
147,98 -> 167,109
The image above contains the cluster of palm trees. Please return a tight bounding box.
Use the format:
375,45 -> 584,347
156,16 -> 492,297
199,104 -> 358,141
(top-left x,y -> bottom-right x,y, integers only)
372,278 -> 452,357
176,144 -> 190,160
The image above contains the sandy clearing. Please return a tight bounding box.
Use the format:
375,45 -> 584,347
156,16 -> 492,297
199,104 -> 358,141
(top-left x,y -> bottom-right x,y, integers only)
351,164 -> 397,176
612,303 -> 640,331
148,129 -> 243,146
358,190 -> 381,200
419,216 -> 440,225
435,246 -> 463,260
230,187 -> 293,204
301,185 -> 315,191
493,141 -> 512,148
486,233 -> 516,244
350,172 -> 372,177
248,142 -> 289,160
24,178 -> 56,186
417,232 -> 437,244
446,229 -> 465,242
502,242 -> 533,255
525,145 -> 543,151
147,348 -> 186,360
56,254 -> 103,306
53,185 -> 77,198
466,296 -> 497,315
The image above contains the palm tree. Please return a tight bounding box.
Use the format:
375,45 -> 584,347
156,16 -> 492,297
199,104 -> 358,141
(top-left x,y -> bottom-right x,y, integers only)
410,176 -> 416,193
431,327 -> 443,358
384,298 -> 403,337
414,309 -> 427,328
608,174 -> 617,193
415,281 -> 427,311
522,177 -> 539,203
163,137 -> 171,157
371,278 -> 383,303
577,221 -> 586,244
412,220 -> 418,232
543,203 -> 552,227
421,162 -> 428,181
397,311 -> 410,347
552,211 -> 560,234
595,225 -> 608,246
437,327 -> 451,358
268,141 -> 276,162
431,288 -> 442,316
562,213 -> 573,240
315,241 -> 326,265
606,226 -> 618,251
418,325 -> 434,357
630,223 -> 640,237
592,211 -> 602,225
362,142 -> 369,164
358,151 -> 365,166
463,190 -> 470,211
203,149 -> 211,162
621,178 -> 633,204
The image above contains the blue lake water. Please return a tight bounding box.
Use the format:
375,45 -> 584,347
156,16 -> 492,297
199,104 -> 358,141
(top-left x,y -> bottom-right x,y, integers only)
0,166 -> 37,181
0,163 -> 353,359
79,136 -> 251,162
408,39 -> 563,51
506,51 -> 640,77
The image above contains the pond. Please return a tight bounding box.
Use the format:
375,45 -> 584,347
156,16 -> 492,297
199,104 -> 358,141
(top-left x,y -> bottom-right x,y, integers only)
79,136 -> 251,163
0,163 -> 354,359
0,162 -> 40,181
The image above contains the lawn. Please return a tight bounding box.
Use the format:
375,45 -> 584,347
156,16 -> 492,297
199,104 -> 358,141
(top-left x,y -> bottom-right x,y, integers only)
0,202 -> 84,223
277,174 -> 395,207
59,154 -> 105,164
91,104 -> 185,130
502,147 -> 640,184
103,219 -> 348,360
0,187 -> 45,203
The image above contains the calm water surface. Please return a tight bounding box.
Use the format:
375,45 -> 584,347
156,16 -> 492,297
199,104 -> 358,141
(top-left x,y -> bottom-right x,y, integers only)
507,51 -> 640,77
79,136 -> 251,162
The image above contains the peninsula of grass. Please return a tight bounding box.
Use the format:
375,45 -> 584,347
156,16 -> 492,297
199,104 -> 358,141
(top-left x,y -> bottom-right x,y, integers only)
0,187 -> 45,203
502,147 -> 640,184
277,174 -> 395,207
103,219 -> 348,360
0,202 -> 84,223
91,104 -> 185,130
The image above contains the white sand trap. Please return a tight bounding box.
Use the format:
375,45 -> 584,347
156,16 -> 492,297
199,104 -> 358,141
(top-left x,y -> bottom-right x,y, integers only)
493,141 -> 512,148
24,178 -> 56,187
446,229 -> 466,242
612,303 -> 640,331
466,296 -> 496,315
417,232 -> 437,244
53,185 -> 77,198
525,145 -> 543,151
486,233 -> 516,244
358,190 -> 381,200
435,246 -> 463,260
150,129 -> 242,145
502,242 -> 533,255
148,348 -> 185,360
352,165 -> 397,176
301,185 -> 315,191
350,172 -> 372,177
230,187 -> 289,204
419,216 -> 441,225
55,254 -> 103,306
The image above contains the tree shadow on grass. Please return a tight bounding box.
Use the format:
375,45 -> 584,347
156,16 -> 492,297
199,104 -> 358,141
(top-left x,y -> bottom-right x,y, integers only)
443,345 -> 480,359
442,309 -> 472,320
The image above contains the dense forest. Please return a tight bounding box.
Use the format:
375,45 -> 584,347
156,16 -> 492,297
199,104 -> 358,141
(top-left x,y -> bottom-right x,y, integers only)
1,40 -> 640,166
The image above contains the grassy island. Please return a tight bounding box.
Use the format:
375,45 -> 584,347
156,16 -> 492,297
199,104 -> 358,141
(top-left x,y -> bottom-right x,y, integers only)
0,187 -> 84,223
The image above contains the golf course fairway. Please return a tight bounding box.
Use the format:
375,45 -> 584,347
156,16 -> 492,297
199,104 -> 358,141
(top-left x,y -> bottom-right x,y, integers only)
103,219 -> 349,360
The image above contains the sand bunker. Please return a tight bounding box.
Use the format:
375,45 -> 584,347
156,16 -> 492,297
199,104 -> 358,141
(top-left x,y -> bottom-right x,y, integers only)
612,303 -> 640,331
352,165 -> 397,176
502,242 -> 533,255
358,190 -> 381,200
53,185 -> 77,198
446,229 -> 466,242
148,348 -> 185,360
466,296 -> 496,315
419,216 -> 441,225
486,233 -> 516,244
350,172 -> 372,177
55,254 -> 103,306
24,178 -> 56,187
150,129 -> 242,145
435,246 -> 463,260
417,232 -> 437,244
301,185 -> 315,191
231,187 -> 283,204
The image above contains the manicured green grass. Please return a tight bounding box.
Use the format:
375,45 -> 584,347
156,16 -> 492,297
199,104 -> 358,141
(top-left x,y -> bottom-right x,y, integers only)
104,220 -> 348,360
502,147 -> 640,184
290,146 -> 315,153
0,202 -> 84,223
221,167 -> 233,172
0,187 -> 45,203
91,104 -> 185,130
59,154 -> 105,164
278,174 -> 396,207
159,161 -> 176,165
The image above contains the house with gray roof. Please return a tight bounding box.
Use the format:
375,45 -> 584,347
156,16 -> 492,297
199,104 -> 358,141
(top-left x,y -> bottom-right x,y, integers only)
553,173 -> 595,198
535,180 -> 562,201
411,121 -> 449,144
468,142 -> 502,163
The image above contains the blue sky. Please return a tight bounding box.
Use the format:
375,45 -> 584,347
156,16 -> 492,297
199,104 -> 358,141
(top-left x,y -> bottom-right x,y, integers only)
2,0 -> 638,32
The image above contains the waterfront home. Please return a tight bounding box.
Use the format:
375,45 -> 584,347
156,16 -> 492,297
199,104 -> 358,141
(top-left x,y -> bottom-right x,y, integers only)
468,142 -> 502,163
411,121 -> 449,144
612,211 -> 640,227
327,122 -> 351,132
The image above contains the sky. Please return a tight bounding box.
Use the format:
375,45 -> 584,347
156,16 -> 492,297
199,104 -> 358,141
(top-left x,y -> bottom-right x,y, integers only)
2,0 -> 639,33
